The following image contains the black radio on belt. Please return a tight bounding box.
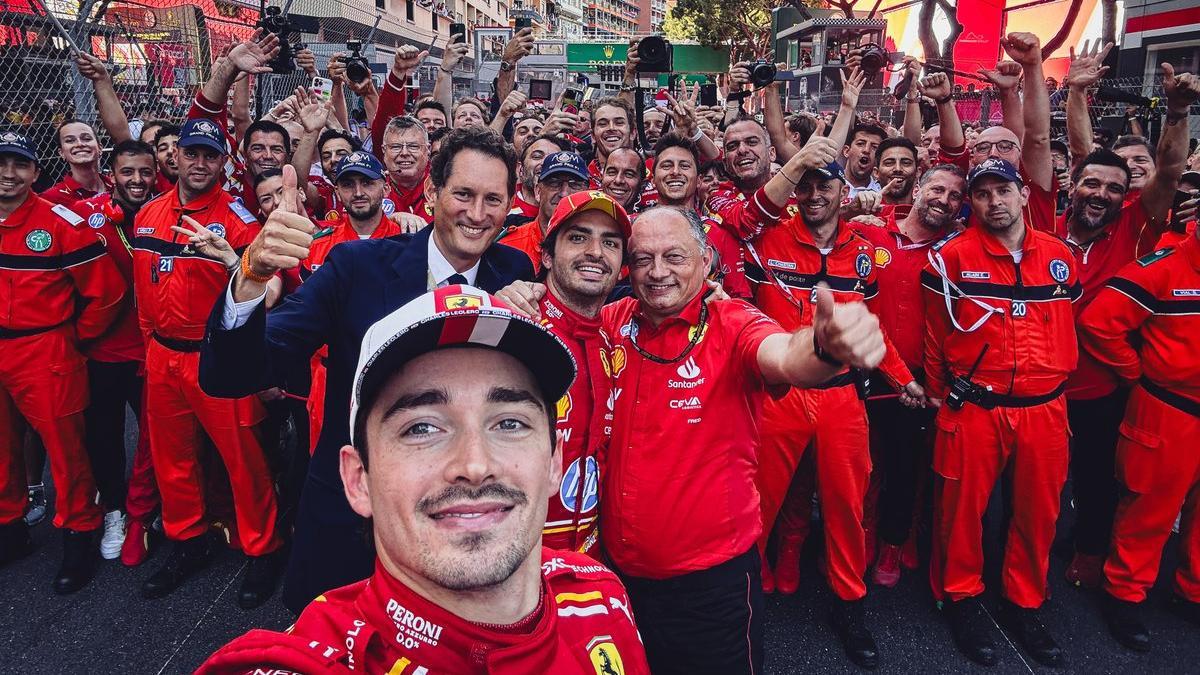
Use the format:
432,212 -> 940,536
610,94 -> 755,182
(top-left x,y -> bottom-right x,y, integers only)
946,344 -> 990,411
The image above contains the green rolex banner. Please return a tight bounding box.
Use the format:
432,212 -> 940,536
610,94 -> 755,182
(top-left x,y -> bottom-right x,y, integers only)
566,43 -> 730,75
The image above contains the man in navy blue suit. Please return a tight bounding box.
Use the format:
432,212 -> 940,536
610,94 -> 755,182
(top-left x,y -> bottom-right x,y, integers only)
200,127 -> 534,613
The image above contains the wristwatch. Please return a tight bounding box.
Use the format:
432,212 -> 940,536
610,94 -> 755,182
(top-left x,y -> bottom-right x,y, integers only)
499,60 -> 515,72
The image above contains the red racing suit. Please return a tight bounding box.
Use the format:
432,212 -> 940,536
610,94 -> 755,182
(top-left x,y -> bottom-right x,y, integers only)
0,195 -> 124,531
1078,235 -> 1200,603
538,291 -> 609,554
293,217 -> 402,454
744,215 -> 913,601
131,183 -> 281,556
198,549 -> 651,674
498,218 -> 545,273
40,173 -> 111,206
921,225 -> 1081,608
74,194 -> 159,521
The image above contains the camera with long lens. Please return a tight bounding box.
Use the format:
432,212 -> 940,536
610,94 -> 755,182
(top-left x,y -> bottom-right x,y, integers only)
857,42 -> 890,81
748,60 -> 777,88
636,35 -> 673,73
344,39 -> 372,84
257,5 -> 320,74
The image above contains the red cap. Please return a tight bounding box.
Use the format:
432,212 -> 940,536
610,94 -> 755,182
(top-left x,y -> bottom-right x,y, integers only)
543,190 -> 633,244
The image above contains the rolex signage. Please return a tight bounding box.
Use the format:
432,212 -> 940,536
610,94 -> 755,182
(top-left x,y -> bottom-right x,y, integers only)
566,43 -> 730,74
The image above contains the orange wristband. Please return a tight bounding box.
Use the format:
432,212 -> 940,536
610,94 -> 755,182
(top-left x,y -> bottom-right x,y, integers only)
240,249 -> 274,284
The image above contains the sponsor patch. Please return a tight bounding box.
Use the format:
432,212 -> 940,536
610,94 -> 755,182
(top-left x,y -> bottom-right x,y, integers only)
25,229 -> 51,252
559,456 -> 599,512
961,270 -> 990,280
1048,258 -> 1070,283
229,200 -> 257,224
50,203 -> 83,226
1173,289 -> 1200,297
767,258 -> 797,270
874,247 -> 892,268
136,227 -> 156,235
206,223 -> 226,238
382,198 -> 396,215
855,252 -> 872,278
1137,248 -> 1174,267
87,212 -> 106,229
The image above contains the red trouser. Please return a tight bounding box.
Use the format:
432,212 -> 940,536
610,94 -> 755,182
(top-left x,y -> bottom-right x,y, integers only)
1104,385 -> 1200,603
126,396 -> 158,521
758,384 -> 870,601
929,396 -> 1069,608
0,328 -> 102,531
144,339 -> 280,556
306,355 -> 326,456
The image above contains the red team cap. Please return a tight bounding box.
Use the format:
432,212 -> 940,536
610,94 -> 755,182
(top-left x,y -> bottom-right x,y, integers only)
350,285 -> 577,445
544,190 -> 633,243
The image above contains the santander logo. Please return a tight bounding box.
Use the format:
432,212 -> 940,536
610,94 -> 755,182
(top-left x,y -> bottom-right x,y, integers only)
676,357 -> 701,380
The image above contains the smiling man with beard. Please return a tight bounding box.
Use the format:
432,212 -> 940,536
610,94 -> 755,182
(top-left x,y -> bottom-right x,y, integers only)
201,285 -> 650,674
872,137 -> 919,213
201,126 -> 534,614
151,124 -> 179,194
851,164 -> 966,587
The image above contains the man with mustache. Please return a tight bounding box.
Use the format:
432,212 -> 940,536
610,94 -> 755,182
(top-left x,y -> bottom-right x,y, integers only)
496,191 -> 632,554
501,151 -> 591,273
504,135 -> 573,231
852,165 -> 966,587
745,136 -> 917,669
923,158 -> 1081,667
200,127 -> 534,614
131,118 -> 285,608
872,137 -> 919,214
1058,48 -> 1200,588
75,141 -> 164,568
201,286 -> 651,674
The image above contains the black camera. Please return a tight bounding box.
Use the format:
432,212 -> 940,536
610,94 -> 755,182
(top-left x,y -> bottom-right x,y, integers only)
257,5 -> 320,74
636,35 -> 673,73
858,42 -> 891,80
748,60 -> 777,88
344,39 -> 372,84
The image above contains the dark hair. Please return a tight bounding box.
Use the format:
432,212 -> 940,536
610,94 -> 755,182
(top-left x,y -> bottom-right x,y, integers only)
428,126 -> 453,146
55,118 -> 94,147
785,114 -> 818,146
602,146 -> 647,206
848,123 -> 887,147
242,120 -> 292,157
918,163 -> 966,187
430,126 -> 518,197
1111,135 -> 1154,161
139,119 -> 168,140
1070,148 -> 1131,188
415,99 -> 448,120
521,134 -> 572,162
152,124 -> 181,148
252,167 -> 284,190
653,131 -> 699,163
108,139 -> 155,169
317,129 -> 361,155
875,136 -> 917,164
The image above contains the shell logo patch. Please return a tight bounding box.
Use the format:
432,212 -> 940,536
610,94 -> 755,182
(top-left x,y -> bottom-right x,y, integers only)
600,346 -> 626,378
556,392 -> 572,422
873,247 -> 892,268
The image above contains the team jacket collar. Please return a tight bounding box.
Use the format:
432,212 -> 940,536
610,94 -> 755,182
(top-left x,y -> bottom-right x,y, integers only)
0,192 -> 39,228
1055,208 -> 1114,248
633,288 -> 705,337
390,166 -> 430,212
171,180 -> 228,214
977,222 -> 1041,258
542,289 -> 601,340
356,560 -> 558,670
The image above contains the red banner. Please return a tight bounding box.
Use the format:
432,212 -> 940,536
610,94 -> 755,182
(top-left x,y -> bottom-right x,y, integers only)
952,0 -> 1005,76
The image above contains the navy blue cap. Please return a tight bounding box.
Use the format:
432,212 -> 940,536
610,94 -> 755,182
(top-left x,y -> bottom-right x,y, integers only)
0,131 -> 38,163
968,158 -> 1022,189
803,160 -> 846,183
334,151 -> 385,181
179,118 -> 227,155
539,151 -> 589,182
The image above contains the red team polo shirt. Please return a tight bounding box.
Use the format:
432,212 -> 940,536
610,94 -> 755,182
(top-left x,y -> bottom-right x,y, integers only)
40,173 -> 111,206
74,194 -> 144,363
599,291 -> 784,578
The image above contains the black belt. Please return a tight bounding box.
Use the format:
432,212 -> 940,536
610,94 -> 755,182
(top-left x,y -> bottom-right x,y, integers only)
974,382 -> 1066,410
1140,377 -> 1200,418
811,371 -> 856,390
0,322 -> 66,339
152,332 -> 204,353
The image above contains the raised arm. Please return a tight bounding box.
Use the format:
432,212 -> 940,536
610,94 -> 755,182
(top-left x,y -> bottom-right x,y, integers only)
761,63 -> 798,163
1141,64 -> 1200,228
757,285 -> 886,386
900,58 -> 924,145
977,61 -> 1025,144
75,53 -> 132,144
925,74 -> 966,155
497,28 -> 534,103
1064,41 -> 1112,167
1003,32 -> 1052,191
490,90 -> 528,134
827,67 -> 866,151
200,29 -> 279,115
371,45 -> 425,154
434,42 -> 469,124
289,88 -> 333,206
618,39 -> 641,109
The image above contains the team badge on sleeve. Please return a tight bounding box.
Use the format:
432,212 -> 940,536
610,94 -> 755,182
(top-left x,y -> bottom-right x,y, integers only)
588,640 -> 626,675
382,198 -> 396,215
206,223 -> 226,238
25,229 -> 51,252
855,252 -> 873,278
1048,259 -> 1070,283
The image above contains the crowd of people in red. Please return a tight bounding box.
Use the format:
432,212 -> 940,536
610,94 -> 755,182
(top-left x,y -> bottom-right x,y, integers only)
1,24 -> 1199,674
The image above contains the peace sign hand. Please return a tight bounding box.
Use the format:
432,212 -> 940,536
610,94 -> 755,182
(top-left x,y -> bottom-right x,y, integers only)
171,216 -> 238,268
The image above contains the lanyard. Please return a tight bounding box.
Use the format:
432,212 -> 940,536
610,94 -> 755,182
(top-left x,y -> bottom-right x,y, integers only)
628,299 -> 709,365
925,247 -> 1004,333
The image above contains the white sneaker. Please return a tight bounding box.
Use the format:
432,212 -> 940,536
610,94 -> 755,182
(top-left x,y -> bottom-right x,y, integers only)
100,510 -> 127,560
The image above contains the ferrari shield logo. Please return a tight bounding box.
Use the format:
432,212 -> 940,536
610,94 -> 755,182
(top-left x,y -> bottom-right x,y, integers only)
589,641 -> 625,675
443,294 -> 482,310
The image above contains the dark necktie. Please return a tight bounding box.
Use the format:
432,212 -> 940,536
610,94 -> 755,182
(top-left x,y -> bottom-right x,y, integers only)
444,273 -> 469,287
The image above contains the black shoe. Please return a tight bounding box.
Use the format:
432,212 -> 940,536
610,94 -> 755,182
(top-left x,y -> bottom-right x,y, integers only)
1169,594 -> 1200,628
831,598 -> 879,669
996,599 -> 1063,667
0,520 -> 34,567
237,549 -> 285,609
53,528 -> 99,595
141,536 -> 211,599
1102,592 -> 1150,652
943,598 -> 998,666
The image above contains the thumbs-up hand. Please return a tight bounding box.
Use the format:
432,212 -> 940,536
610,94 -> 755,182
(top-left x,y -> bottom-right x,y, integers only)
811,283 -> 885,369
243,165 -> 317,278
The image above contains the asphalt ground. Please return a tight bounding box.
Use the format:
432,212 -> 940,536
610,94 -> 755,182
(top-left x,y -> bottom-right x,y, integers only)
1,424 -> 1197,674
